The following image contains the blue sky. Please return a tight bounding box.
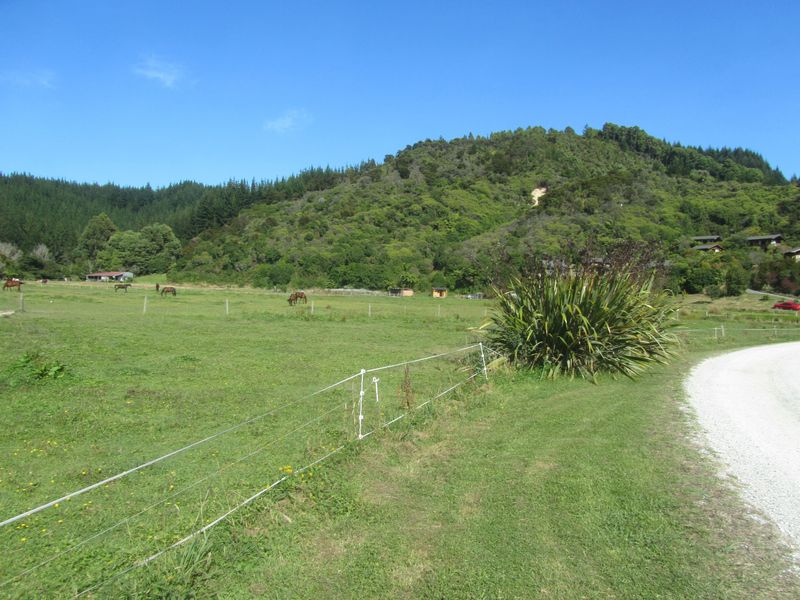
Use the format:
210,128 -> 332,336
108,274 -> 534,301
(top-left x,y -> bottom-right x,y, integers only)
1,0 -> 798,187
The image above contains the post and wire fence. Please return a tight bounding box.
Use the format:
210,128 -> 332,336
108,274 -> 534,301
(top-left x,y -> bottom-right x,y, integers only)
0,343 -> 488,598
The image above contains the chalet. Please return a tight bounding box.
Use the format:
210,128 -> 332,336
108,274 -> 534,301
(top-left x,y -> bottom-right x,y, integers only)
693,244 -> 723,253
784,248 -> 800,262
86,271 -> 134,282
691,235 -> 722,243
746,234 -> 784,249
432,287 -> 448,298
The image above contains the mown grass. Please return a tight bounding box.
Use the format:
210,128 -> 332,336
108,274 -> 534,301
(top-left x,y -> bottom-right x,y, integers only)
0,285 -> 798,598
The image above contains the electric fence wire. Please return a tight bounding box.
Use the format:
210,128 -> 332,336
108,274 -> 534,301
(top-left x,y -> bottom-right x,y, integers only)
360,370 -> 481,439
3,345 -> 481,530
75,447 -> 349,599
72,361 -> 484,597
1,401 -> 349,588
0,370 -> 365,529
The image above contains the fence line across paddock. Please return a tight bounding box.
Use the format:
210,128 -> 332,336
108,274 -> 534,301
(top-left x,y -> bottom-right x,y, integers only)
75,362 -> 485,598
0,343 -> 488,597
0,344 -> 478,530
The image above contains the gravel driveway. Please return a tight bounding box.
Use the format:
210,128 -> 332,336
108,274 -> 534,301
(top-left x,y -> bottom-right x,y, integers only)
685,341 -> 800,553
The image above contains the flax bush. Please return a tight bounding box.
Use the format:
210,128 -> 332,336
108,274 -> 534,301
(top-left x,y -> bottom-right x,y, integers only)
487,268 -> 675,379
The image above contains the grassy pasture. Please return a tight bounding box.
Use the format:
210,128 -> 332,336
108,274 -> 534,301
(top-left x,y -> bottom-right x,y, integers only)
1,285 -> 799,598
0,283 -> 488,597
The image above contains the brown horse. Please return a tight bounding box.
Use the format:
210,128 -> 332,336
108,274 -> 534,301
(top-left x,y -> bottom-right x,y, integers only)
114,283 -> 131,292
161,286 -> 177,296
3,279 -> 23,292
287,291 -> 307,306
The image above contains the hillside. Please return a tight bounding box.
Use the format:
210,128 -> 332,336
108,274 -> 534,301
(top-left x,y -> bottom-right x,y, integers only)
172,124 -> 799,290
2,124 -> 798,290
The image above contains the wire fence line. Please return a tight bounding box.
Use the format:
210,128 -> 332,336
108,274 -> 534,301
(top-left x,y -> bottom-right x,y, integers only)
0,401 -> 348,589
0,344 -> 478,531
1,343 -> 487,597
76,363 -> 485,597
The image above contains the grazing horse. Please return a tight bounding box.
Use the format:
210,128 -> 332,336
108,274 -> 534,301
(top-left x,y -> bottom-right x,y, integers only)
114,283 -> 131,292
161,286 -> 177,297
156,283 -> 160,292
3,279 -> 23,292
287,291 -> 307,306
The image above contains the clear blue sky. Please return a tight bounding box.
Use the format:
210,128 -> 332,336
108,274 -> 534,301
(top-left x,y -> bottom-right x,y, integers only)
1,0 -> 798,187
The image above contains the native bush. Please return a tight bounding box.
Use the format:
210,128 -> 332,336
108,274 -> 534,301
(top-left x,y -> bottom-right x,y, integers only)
487,267 -> 675,379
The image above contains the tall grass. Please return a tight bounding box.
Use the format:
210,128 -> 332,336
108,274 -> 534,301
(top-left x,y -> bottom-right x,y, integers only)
487,268 -> 676,379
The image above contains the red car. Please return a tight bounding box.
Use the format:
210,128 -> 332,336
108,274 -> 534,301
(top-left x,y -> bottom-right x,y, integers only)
772,301 -> 800,311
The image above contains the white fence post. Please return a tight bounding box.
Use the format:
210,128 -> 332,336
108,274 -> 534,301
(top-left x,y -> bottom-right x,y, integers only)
372,376 -> 380,404
142,295 -> 148,315
19,292 -> 24,313
479,342 -> 489,381
358,369 -> 366,439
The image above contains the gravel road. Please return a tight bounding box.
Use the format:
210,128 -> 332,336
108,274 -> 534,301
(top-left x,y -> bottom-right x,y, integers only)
685,341 -> 800,553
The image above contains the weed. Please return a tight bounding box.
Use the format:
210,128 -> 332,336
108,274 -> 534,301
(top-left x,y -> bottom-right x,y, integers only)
2,351 -> 67,386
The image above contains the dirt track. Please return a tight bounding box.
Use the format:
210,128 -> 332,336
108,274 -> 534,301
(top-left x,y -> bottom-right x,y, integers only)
685,341 -> 800,554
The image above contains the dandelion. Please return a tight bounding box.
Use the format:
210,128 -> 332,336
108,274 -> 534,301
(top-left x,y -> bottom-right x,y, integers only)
20,537 -> 27,543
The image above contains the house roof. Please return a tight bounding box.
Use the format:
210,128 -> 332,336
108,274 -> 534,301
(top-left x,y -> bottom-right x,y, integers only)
784,248 -> 800,255
87,271 -> 126,277
746,234 -> 783,241
691,235 -> 722,242
693,244 -> 723,251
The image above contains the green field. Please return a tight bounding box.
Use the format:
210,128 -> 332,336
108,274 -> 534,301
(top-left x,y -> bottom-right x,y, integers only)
1,284 -> 799,598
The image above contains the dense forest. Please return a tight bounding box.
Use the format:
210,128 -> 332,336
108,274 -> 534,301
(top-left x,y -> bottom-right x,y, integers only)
2,123 -> 799,294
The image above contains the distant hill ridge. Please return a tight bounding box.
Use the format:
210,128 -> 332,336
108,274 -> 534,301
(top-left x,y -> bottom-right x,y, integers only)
1,124 -> 797,290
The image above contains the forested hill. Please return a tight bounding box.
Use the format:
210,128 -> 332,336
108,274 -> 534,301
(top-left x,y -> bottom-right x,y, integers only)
171,124 -> 797,290
1,123 -> 798,291
0,168 -> 367,262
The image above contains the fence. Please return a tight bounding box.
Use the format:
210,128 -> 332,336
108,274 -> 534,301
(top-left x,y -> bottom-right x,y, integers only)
0,343 -> 488,597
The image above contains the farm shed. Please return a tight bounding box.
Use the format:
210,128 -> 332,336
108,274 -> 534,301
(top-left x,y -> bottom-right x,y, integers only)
432,287 -> 448,298
388,288 -> 414,297
86,271 -> 134,282
691,235 -> 722,243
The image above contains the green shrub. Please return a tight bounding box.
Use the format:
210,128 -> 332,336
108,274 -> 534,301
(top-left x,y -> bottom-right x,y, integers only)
487,269 -> 675,379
